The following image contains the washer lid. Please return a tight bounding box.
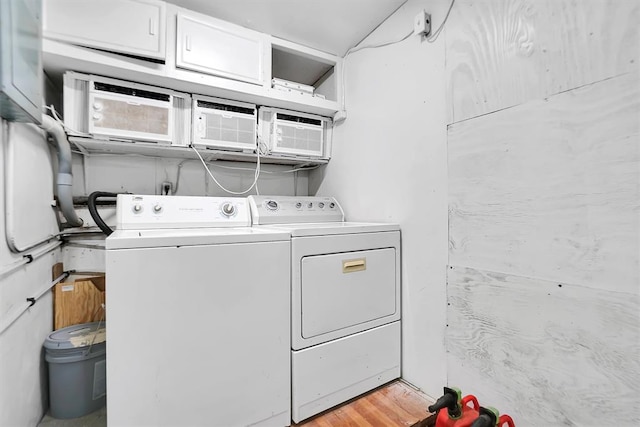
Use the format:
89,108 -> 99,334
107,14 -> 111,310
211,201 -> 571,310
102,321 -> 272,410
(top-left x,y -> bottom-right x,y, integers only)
44,322 -> 106,350
106,227 -> 290,249
261,222 -> 399,237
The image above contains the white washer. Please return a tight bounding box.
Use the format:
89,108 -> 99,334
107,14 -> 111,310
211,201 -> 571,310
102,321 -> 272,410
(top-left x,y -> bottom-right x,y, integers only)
106,195 -> 290,427
249,195 -> 401,423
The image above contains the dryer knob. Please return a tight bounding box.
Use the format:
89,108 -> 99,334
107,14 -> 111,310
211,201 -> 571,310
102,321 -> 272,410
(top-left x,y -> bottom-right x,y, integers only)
295,202 -> 302,209
132,204 -> 143,213
153,203 -> 163,213
266,200 -> 278,211
221,202 -> 236,217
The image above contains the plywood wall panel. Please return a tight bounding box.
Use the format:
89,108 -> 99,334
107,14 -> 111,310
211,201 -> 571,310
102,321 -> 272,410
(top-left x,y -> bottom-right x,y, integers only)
448,71 -> 639,294
446,0 -> 639,123
447,265 -> 640,427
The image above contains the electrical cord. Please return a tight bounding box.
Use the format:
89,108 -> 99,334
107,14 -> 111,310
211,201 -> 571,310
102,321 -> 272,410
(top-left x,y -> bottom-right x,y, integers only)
427,0 -> 456,43
338,0 -> 456,112
172,159 -> 190,195
191,146 -> 261,195
345,30 -> 413,56
44,105 -> 92,136
339,30 -> 413,113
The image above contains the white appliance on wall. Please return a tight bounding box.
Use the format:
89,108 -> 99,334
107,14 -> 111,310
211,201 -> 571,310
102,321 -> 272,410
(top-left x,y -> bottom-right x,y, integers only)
63,71 -> 191,145
258,107 -> 332,159
192,95 -> 257,151
248,195 -> 401,423
106,195 -> 291,427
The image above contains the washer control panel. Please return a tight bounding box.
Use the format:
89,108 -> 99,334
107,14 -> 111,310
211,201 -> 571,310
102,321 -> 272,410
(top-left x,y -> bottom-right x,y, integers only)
116,194 -> 250,230
248,196 -> 344,224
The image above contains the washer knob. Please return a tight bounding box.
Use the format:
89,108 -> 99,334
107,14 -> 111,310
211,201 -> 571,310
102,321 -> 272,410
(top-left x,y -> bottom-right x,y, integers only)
319,202 -> 325,209
307,202 -> 313,208
221,202 -> 236,217
266,200 -> 278,211
132,204 -> 143,213
295,202 -> 302,209
329,202 -> 336,209
153,203 -> 163,213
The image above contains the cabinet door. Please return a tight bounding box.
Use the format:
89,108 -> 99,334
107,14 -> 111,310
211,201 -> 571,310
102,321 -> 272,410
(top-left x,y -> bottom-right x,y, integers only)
43,0 -> 166,60
176,12 -> 264,85
0,0 -> 42,124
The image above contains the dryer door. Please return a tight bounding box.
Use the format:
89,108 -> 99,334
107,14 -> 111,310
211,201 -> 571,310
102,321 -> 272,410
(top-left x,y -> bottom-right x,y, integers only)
300,248 -> 397,338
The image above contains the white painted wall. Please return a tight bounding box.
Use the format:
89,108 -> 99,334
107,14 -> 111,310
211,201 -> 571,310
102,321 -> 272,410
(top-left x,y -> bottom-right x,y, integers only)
0,120 -> 62,427
310,0 -> 451,398
71,154 -> 308,199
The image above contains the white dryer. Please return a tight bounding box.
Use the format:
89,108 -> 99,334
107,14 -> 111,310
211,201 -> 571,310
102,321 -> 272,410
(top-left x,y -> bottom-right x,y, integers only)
106,195 -> 291,427
249,195 -> 401,423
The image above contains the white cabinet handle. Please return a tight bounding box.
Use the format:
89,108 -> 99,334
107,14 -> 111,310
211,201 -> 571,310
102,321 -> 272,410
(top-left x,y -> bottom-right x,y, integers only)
185,35 -> 192,51
149,18 -> 156,36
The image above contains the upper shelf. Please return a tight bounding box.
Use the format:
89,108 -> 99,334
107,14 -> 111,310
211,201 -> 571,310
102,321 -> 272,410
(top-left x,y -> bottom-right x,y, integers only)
69,137 -> 329,167
42,0 -> 344,118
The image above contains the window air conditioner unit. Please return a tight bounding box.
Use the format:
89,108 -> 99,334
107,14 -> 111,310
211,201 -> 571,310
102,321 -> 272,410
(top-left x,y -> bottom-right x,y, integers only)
258,107 -> 332,159
192,95 -> 257,151
62,71 -> 190,146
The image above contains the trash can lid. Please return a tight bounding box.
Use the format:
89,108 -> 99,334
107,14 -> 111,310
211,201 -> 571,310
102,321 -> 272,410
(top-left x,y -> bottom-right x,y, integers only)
44,322 -> 106,350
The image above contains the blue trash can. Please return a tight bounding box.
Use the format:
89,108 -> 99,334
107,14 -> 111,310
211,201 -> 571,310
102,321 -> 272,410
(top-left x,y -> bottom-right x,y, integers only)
44,322 -> 106,419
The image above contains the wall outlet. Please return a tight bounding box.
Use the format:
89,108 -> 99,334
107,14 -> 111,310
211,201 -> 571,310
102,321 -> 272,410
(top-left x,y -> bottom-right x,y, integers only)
161,181 -> 173,195
414,10 -> 431,36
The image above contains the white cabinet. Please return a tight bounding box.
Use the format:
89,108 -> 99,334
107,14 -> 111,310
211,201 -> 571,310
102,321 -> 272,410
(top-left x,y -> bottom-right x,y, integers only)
0,0 -> 42,124
43,0 -> 166,60
41,1 -> 343,118
176,12 -> 265,85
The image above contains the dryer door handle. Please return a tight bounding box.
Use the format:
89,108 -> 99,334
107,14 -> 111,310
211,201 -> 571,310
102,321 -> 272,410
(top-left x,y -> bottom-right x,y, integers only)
342,258 -> 366,273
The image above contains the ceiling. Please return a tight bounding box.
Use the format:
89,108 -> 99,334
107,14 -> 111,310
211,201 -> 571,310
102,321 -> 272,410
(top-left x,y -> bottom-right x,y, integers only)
165,0 -> 407,57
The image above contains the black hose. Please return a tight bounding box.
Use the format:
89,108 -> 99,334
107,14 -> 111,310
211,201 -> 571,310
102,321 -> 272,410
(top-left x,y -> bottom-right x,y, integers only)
88,192 -> 118,236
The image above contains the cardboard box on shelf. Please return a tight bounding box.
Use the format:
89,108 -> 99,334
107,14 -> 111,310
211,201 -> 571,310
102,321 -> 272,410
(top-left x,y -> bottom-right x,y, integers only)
53,273 -> 106,330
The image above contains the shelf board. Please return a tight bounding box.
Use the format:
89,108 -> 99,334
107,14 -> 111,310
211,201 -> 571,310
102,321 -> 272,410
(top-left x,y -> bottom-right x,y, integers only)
69,136 -> 329,167
43,39 -> 342,118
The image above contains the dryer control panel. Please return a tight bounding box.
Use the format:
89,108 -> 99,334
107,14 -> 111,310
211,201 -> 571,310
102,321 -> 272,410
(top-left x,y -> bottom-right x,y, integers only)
249,195 -> 344,224
116,194 -> 250,230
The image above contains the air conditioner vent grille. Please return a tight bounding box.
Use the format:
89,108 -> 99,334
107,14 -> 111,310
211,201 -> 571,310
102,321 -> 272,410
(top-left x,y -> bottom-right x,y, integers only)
200,112 -> 255,146
277,125 -> 322,153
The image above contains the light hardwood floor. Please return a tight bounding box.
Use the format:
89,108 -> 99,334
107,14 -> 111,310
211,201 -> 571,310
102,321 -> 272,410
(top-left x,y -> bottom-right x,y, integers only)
295,380 -> 436,427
